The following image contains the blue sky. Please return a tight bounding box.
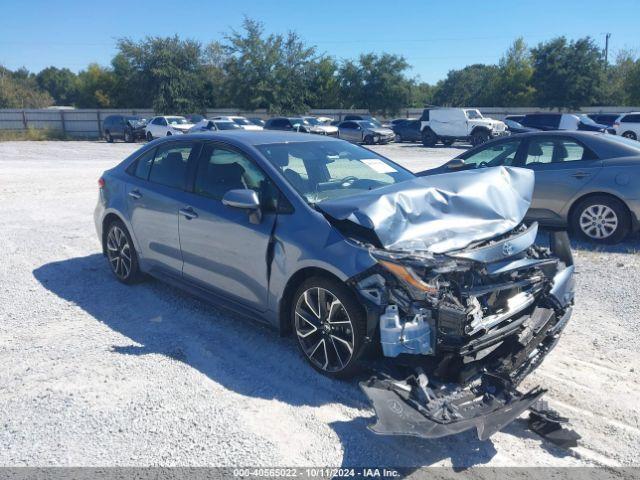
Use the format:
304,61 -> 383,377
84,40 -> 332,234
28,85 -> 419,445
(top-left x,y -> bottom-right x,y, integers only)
1,0 -> 638,84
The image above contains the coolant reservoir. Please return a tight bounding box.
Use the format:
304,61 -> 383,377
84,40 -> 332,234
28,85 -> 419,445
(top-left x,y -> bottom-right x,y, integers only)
380,305 -> 433,357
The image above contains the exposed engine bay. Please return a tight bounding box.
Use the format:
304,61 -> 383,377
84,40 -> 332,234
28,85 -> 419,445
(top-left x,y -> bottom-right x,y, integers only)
319,167 -> 578,443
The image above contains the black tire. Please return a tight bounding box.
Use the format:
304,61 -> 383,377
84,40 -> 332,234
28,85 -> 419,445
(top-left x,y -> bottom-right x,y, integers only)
166,131 -> 172,136
292,276 -> 367,379
622,131 -> 637,141
570,195 -> 630,244
105,131 -> 113,143
442,139 -> 454,146
146,132 -> 153,142
105,219 -> 143,284
395,133 -> 403,143
363,135 -> 373,145
421,129 -> 437,147
124,129 -> 133,143
471,130 -> 490,146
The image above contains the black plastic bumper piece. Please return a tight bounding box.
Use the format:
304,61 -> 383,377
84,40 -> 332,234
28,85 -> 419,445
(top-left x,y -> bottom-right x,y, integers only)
360,376 -> 546,441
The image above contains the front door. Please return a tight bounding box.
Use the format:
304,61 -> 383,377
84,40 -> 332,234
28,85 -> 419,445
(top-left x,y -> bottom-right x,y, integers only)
178,143 -> 278,311
517,136 -> 602,224
340,122 -> 363,142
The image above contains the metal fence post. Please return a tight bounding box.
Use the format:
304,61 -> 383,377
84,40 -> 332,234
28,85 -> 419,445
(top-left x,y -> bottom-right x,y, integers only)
21,110 -> 28,130
60,110 -> 66,135
96,110 -> 102,137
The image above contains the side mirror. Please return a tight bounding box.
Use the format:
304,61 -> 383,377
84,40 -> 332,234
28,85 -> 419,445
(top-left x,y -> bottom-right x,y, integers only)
447,158 -> 465,169
222,189 -> 262,224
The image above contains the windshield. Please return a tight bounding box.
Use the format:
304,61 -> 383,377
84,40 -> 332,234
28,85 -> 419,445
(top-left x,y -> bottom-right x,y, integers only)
504,119 -> 523,129
167,117 -> 188,125
358,121 -> 378,129
465,109 -> 483,120
579,115 -> 600,127
290,118 -> 308,126
232,117 -> 252,126
304,117 -> 320,125
249,118 -> 265,126
257,140 -> 414,204
215,121 -> 241,130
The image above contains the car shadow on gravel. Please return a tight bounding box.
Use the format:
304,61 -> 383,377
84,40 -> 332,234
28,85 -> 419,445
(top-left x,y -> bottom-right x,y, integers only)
33,253 -> 566,468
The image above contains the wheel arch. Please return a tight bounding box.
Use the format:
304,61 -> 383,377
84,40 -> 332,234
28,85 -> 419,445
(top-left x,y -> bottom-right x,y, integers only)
101,212 -> 135,255
470,125 -> 491,136
278,266 -> 350,337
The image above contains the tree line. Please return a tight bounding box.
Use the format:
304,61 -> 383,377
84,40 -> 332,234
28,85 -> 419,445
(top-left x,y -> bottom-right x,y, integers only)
1,18 -> 639,114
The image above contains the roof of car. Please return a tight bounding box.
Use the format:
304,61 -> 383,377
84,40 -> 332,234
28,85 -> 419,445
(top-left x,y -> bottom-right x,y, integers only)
154,130 -> 342,147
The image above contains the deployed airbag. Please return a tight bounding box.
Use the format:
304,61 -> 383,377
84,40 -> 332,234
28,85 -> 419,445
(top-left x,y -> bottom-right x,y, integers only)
319,167 -> 534,254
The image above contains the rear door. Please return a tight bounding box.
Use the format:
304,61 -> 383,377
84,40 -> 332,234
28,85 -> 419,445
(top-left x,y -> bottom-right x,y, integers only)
517,136 -> 602,224
339,122 -> 362,142
177,142 -> 278,311
126,141 -> 198,275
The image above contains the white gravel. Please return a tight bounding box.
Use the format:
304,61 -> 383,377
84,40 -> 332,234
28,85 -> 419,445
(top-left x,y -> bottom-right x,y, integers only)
0,140 -> 639,468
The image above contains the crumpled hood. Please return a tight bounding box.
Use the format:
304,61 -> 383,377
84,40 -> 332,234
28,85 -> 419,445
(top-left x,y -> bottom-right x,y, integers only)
317,166 -> 534,254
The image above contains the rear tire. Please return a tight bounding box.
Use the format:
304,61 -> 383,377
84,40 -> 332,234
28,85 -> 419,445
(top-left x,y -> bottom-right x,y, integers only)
292,276 -> 367,379
421,129 -> 437,147
442,139 -> 454,146
105,220 -> 143,284
166,131 -> 172,136
124,129 -> 133,143
146,132 -> 153,142
622,131 -> 637,140
395,134 -> 402,143
570,195 -> 630,244
105,131 -> 113,143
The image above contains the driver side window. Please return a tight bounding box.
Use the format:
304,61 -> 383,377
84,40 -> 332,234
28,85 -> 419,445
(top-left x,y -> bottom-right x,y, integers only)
462,139 -> 522,168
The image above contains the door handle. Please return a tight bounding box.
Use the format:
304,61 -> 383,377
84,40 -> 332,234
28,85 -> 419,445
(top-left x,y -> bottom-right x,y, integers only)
128,189 -> 142,199
571,172 -> 591,179
179,206 -> 198,220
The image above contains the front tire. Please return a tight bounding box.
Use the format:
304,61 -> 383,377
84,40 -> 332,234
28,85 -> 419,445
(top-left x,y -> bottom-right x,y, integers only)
570,195 -> 630,244
124,129 -> 133,143
471,130 -> 490,146
146,132 -> 153,142
622,131 -> 637,141
292,276 -> 367,379
364,135 -> 373,145
442,139 -> 454,146
105,220 -> 143,284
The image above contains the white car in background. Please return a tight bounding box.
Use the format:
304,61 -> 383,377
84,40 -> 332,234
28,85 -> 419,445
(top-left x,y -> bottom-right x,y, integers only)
613,112 -> 640,141
145,116 -> 194,140
213,116 -> 263,131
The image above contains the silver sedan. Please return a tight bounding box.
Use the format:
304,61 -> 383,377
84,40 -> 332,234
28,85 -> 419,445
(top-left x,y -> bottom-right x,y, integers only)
337,120 -> 395,145
419,131 -> 640,244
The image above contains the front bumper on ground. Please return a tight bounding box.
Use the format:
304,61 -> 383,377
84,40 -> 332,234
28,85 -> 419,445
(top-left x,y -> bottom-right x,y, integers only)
358,230 -> 575,441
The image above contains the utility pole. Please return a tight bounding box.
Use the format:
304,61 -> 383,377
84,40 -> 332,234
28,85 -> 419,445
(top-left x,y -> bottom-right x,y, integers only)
604,33 -> 611,68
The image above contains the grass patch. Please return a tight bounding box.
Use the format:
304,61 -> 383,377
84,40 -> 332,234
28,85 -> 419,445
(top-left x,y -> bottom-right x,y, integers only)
0,128 -> 71,141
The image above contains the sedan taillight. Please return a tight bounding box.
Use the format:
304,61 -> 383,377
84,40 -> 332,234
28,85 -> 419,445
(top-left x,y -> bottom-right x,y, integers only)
98,177 -> 105,189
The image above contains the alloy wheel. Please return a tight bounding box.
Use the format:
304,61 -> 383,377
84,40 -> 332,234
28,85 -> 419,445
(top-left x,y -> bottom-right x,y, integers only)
106,225 -> 132,280
579,204 -> 619,240
294,287 -> 355,373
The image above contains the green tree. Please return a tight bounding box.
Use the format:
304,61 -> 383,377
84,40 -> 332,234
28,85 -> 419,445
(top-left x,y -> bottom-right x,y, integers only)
409,82 -> 436,107
339,53 -> 413,115
495,38 -> 535,106
433,64 -> 500,106
0,66 -> 53,108
531,36 -> 604,109
222,17 -> 319,113
76,64 -> 115,108
36,67 -> 78,105
113,36 -> 207,113
306,56 -> 341,108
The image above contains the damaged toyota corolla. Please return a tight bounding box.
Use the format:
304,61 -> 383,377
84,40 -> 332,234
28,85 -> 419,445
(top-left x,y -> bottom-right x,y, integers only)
95,131 -> 575,442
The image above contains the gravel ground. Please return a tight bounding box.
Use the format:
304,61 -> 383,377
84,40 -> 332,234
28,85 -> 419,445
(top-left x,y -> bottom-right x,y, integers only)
0,140 -> 639,468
